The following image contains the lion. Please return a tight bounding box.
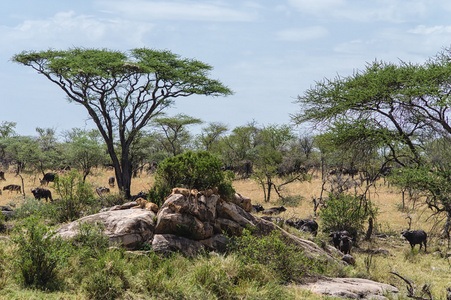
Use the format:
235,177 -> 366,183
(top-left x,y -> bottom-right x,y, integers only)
170,187 -> 190,197
201,187 -> 219,197
133,197 -> 159,213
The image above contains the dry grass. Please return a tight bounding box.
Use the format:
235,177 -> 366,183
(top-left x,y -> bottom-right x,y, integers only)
1,169 -> 450,298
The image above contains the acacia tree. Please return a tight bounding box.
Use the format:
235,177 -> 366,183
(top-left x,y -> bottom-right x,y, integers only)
292,48 -> 451,235
64,128 -> 107,182
13,48 -> 232,198
152,114 -> 202,156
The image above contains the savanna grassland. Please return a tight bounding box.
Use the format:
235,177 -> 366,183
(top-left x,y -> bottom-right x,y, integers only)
0,168 -> 450,299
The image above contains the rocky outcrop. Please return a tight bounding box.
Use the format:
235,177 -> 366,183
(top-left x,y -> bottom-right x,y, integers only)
54,190 -> 339,261
54,208 -> 156,249
298,277 -> 399,299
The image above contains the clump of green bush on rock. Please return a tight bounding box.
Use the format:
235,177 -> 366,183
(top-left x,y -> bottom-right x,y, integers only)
149,150 -> 235,204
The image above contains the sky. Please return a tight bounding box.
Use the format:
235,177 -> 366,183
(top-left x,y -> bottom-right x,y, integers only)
2,0 -> 451,138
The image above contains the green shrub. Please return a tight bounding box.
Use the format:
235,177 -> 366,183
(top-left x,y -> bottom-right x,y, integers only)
53,171 -> 96,222
152,150 -> 235,200
320,193 -> 378,240
13,197 -> 55,221
82,251 -> 129,300
71,221 -> 110,258
12,215 -> 70,290
229,229 -> 324,283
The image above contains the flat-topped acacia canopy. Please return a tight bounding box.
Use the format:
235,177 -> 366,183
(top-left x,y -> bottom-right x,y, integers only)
13,48 -> 233,198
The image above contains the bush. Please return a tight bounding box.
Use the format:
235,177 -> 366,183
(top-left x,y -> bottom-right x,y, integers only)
53,171 -> 96,222
320,193 -> 378,239
229,229 -> 325,283
13,197 -> 55,221
82,251 -> 129,300
12,215 -> 70,290
71,222 -> 110,258
152,151 -> 235,200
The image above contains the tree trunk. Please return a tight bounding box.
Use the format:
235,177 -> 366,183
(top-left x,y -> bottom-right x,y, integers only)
365,217 -> 373,241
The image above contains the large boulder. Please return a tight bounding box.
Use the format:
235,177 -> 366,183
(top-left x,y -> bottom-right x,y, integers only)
230,193 -> 252,212
54,209 -> 156,249
298,277 -> 399,299
152,234 -> 205,257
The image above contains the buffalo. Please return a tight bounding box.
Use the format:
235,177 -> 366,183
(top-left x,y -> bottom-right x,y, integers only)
252,204 -> 264,213
329,231 -> 351,249
41,172 -> 57,185
96,187 -> 110,197
108,176 -> 115,188
401,230 -> 427,252
31,188 -> 53,201
261,206 -> 286,215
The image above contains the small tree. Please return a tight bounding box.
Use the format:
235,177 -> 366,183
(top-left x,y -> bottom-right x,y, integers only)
64,129 -> 107,182
53,171 -> 96,222
152,114 -> 202,156
320,193 -> 377,240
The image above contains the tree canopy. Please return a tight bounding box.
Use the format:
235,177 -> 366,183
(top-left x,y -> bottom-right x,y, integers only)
292,47 -> 451,235
13,48 -> 232,198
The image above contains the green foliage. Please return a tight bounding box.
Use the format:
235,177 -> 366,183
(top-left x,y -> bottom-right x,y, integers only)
13,196 -> 55,221
12,215 -> 70,290
53,171 -> 96,222
82,251 -> 129,300
71,222 -> 110,259
152,114 -> 203,156
229,229 -> 325,283
153,150 -> 235,199
320,193 -> 378,239
63,128 -> 107,181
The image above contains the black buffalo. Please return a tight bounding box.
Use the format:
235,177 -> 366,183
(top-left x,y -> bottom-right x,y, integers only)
329,231 -> 351,249
131,191 -> 148,201
261,206 -> 286,215
286,218 -> 318,235
31,188 -> 53,201
108,176 -> 115,188
41,172 -> 57,185
339,235 -> 353,254
3,184 -> 21,193
401,230 -> 427,252
252,204 -> 265,213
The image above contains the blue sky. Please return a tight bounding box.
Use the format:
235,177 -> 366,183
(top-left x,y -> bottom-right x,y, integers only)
2,0 -> 451,137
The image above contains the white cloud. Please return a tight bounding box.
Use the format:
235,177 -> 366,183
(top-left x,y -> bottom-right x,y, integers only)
0,11 -> 155,52
276,26 -> 328,41
98,0 -> 258,22
287,0 -> 429,23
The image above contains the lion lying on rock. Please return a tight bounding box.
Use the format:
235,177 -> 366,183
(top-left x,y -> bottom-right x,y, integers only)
133,198 -> 159,213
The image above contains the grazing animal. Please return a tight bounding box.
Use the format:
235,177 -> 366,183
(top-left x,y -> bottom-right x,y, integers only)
3,184 -> 21,193
339,235 -> 353,254
329,231 -> 351,249
131,191 -> 148,201
300,219 -> 319,236
0,171 -> 5,181
252,204 -> 265,213
31,188 -> 53,201
401,230 -> 427,252
133,198 -> 159,213
108,176 -> 115,188
261,206 -> 286,215
96,187 -> 110,196
40,172 -> 57,185
261,216 -> 284,223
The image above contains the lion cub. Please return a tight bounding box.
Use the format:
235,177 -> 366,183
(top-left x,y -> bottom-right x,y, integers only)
134,198 -> 159,213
